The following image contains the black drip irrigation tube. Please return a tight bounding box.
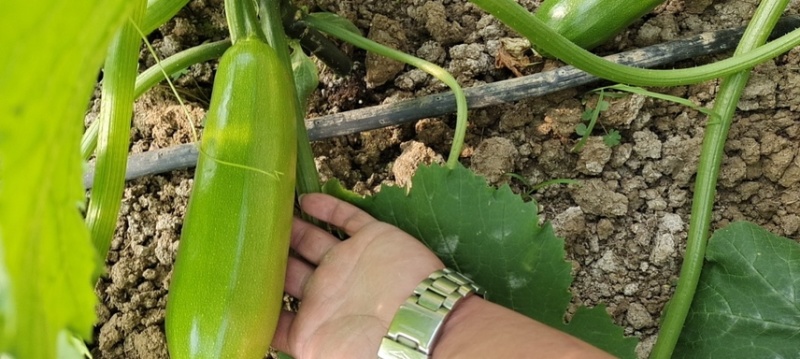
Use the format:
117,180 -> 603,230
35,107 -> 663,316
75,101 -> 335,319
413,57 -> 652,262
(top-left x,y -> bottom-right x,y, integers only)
83,16 -> 800,189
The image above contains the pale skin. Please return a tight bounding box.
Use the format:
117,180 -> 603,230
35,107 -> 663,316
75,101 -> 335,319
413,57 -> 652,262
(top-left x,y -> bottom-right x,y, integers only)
272,193 -> 614,359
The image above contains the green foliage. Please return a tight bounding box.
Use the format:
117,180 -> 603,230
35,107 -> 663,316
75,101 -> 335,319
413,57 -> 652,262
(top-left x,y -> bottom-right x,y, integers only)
325,164 -> 637,358
0,0 -> 130,358
674,222 -> 800,358
142,0 -> 190,35
603,129 -> 622,147
576,82 -> 715,152
290,42 -> 319,109
574,91 -> 617,152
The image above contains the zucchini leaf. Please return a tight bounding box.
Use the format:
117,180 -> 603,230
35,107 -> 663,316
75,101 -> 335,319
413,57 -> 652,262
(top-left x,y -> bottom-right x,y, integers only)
0,1 -> 130,357
675,222 -> 800,358
325,163 -> 637,358
290,42 -> 319,109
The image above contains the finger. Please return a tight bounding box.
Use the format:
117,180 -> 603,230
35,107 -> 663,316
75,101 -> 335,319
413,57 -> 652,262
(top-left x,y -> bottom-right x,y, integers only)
271,310 -> 296,355
284,256 -> 314,300
300,193 -> 378,236
291,217 -> 339,265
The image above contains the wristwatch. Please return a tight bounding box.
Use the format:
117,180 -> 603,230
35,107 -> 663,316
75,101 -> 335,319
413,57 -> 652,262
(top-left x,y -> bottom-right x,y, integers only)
377,268 -> 484,359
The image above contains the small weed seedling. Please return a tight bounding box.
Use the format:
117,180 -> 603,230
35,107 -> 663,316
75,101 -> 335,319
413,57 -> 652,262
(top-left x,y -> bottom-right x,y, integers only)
573,89 -> 624,152
505,173 -> 579,201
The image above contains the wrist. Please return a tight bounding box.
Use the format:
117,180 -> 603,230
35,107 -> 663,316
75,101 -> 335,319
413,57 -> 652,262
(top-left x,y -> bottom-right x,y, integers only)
377,268 -> 483,359
429,295 -> 483,358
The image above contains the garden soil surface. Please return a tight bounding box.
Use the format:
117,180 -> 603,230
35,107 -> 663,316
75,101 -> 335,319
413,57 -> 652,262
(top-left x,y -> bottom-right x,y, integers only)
89,0 -> 800,357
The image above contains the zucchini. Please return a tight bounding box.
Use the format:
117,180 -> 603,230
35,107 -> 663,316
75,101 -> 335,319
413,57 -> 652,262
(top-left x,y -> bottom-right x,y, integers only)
534,0 -> 665,53
165,37 -> 297,359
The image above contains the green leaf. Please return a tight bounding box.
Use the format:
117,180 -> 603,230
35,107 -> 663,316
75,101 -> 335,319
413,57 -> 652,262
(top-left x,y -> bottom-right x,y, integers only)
0,1 -> 130,358
142,0 -> 190,35
575,123 -> 588,136
674,222 -> 800,358
324,164 -> 637,358
596,100 -> 610,111
581,108 -> 594,121
603,130 -> 621,147
290,42 -> 319,109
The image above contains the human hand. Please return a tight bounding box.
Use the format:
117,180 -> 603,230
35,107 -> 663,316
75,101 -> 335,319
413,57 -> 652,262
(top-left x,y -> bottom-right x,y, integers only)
272,193 -> 444,358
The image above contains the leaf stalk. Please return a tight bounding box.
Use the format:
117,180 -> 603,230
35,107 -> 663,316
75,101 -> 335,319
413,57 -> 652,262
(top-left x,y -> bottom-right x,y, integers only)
303,14 -> 468,169
650,0 -> 790,357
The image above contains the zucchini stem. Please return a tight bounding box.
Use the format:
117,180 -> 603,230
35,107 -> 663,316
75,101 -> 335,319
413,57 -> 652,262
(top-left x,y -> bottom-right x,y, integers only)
650,0 -> 790,357
225,0 -> 266,43
304,13 -> 468,170
85,0 -> 148,258
259,0 -> 323,200
81,39 -> 231,159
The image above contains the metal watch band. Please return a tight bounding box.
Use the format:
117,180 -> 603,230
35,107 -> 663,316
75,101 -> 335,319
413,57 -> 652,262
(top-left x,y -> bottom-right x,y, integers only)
377,268 -> 484,359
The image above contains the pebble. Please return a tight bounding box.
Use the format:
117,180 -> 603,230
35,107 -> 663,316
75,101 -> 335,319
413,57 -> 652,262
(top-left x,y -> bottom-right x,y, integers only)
594,250 -> 619,273
576,137 -> 612,175
572,179 -> 629,217
626,303 -> 654,330
470,137 -> 518,183
623,283 -> 640,296
365,14 -> 407,88
392,141 -> 444,187
552,207 -> 586,240
658,213 -> 684,234
650,233 -> 676,265
633,130 -> 663,159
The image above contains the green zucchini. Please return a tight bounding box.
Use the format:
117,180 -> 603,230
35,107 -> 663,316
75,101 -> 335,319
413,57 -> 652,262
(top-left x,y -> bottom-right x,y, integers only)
165,37 -> 297,359
534,0 -> 665,53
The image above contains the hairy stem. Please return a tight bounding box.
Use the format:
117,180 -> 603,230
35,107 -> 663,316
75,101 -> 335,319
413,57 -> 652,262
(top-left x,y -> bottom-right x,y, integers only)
650,0 -> 790,357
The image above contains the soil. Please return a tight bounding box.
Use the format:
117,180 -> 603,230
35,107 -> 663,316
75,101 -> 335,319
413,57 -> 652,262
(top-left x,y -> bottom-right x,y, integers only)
89,0 -> 800,358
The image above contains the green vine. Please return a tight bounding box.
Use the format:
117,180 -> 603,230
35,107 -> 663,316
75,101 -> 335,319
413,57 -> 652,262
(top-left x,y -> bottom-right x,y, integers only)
469,0 -> 800,86
303,13 -> 469,169
650,0 -> 790,357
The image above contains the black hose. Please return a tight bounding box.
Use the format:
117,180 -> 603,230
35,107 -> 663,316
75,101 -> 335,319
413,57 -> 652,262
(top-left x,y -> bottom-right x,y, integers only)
83,16 -> 800,189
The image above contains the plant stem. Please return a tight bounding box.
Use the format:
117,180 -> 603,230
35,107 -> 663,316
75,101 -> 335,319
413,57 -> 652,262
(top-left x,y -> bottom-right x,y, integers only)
649,0 -> 790,357
134,40 -> 230,98
259,0 -> 322,198
224,0 -> 265,43
81,39 -> 231,159
85,0 -> 148,258
571,89 -> 605,152
469,0 -> 800,86
304,14 -> 468,169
